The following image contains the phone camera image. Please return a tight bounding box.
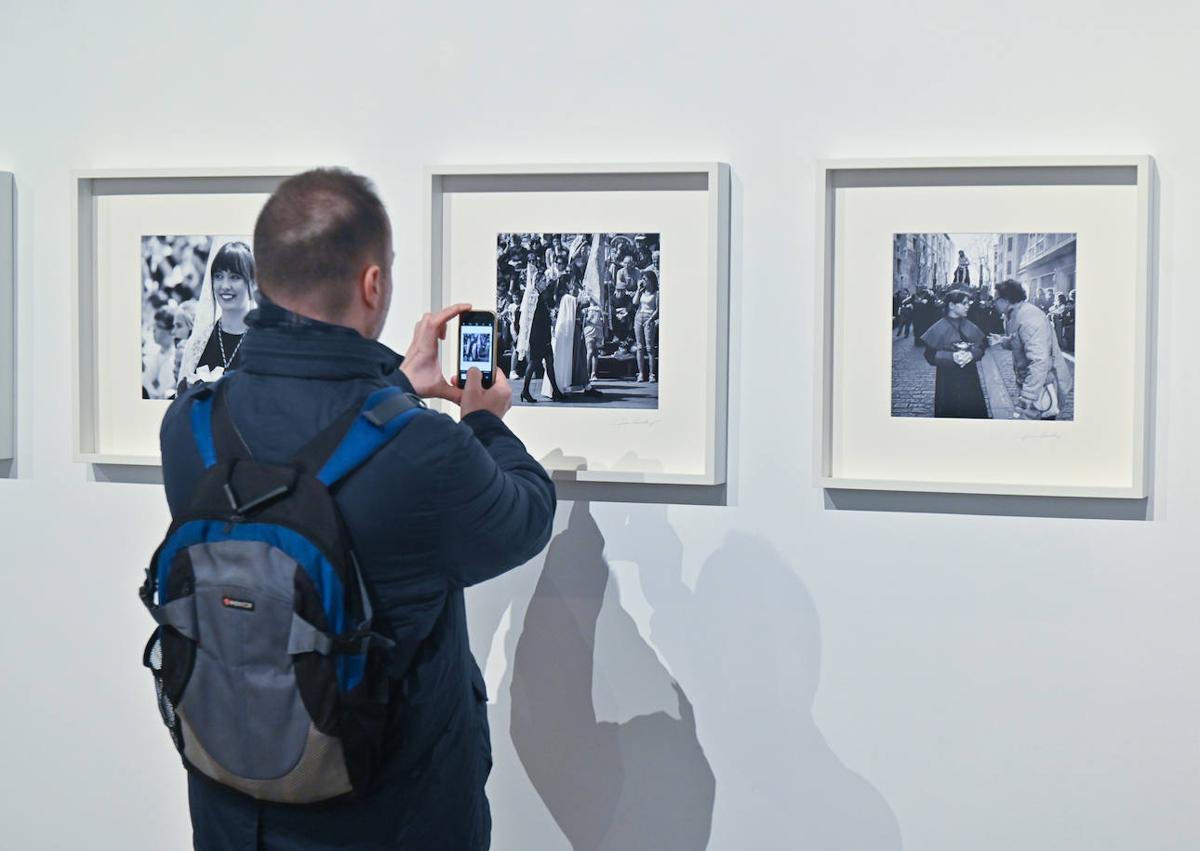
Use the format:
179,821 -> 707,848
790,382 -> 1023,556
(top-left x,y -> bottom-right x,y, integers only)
459,316 -> 496,388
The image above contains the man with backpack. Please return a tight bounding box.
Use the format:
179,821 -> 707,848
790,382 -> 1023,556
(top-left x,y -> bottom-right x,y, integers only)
147,168 -> 556,849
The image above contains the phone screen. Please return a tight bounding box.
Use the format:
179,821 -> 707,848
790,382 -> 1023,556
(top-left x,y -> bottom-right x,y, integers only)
458,316 -> 495,388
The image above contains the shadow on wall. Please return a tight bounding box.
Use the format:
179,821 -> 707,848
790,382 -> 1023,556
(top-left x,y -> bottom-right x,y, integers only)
594,503 -> 904,851
510,501 -> 716,850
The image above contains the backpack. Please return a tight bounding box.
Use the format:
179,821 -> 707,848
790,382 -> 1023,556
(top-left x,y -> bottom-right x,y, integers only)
138,377 -> 426,804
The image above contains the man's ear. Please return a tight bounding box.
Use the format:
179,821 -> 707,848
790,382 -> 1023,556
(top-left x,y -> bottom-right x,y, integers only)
361,265 -> 384,310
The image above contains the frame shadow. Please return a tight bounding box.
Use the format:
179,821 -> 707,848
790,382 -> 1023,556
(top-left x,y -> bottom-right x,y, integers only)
824,488 -> 1152,521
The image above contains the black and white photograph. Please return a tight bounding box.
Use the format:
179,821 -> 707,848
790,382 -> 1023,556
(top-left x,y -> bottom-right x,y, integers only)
460,331 -> 492,369
141,235 -> 257,400
497,232 -> 660,409
891,232 -> 1077,421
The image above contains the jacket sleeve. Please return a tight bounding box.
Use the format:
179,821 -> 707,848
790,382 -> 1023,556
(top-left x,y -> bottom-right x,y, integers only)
1018,312 -> 1053,403
429,410 -> 557,587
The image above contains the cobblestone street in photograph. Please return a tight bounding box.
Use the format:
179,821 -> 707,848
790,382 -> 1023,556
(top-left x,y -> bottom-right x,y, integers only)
891,333 -> 1075,420
890,335 -> 935,417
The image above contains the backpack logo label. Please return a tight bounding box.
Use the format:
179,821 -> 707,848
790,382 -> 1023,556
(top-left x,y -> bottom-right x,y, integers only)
222,597 -> 255,611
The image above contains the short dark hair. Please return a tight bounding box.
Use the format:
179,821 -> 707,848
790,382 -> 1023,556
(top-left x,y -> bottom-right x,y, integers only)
153,306 -> 176,331
253,168 -> 390,316
944,289 -> 971,306
994,279 -> 1027,303
210,240 -> 255,284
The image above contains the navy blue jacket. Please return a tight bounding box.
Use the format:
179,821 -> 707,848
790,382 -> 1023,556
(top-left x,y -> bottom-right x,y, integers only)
159,301 -> 556,850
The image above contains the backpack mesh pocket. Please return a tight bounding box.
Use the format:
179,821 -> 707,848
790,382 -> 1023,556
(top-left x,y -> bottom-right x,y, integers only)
144,630 -> 181,750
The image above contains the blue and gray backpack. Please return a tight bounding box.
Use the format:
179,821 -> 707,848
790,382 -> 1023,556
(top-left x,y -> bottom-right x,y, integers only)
139,378 -> 425,804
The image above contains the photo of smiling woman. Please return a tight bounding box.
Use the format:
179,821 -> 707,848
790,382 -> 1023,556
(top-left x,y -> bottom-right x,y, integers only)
919,290 -> 988,419
140,235 -> 257,399
177,240 -> 256,391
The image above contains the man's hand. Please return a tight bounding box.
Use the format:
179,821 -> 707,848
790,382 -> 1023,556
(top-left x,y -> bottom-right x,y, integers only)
987,333 -> 1008,347
459,368 -> 512,420
1013,399 -> 1041,420
400,303 -> 471,403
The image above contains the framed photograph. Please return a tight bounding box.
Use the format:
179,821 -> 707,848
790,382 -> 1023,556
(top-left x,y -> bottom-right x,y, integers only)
0,172 -> 13,461
73,168 -> 294,465
428,163 -> 730,486
815,156 -> 1155,498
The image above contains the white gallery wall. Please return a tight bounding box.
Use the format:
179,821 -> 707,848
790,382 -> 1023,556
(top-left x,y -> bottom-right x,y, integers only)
1,1 -> 1198,848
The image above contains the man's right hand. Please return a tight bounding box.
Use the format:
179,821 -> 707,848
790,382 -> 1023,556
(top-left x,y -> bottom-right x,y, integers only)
458,368 -> 513,420
401,303 -> 472,404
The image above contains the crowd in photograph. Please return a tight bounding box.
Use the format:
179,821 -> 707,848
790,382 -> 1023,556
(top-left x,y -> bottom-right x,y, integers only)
496,232 -> 661,404
893,284 -> 1075,354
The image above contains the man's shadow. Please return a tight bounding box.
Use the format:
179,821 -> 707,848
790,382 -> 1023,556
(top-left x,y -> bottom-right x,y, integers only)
594,503 -> 903,850
509,501 -> 716,850
476,498 -> 902,849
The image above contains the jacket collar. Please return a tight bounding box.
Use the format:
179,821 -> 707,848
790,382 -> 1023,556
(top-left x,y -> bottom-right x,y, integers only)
238,298 -> 406,381
1005,300 -> 1034,321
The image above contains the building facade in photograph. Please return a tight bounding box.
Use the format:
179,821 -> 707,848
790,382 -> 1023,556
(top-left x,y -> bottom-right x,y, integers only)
893,233 -> 953,292
1017,233 -> 1077,295
992,232 -> 1029,286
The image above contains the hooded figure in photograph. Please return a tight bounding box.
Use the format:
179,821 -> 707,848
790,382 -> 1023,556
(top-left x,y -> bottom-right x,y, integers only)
542,278 -> 579,399
920,290 -> 988,418
177,240 -> 256,391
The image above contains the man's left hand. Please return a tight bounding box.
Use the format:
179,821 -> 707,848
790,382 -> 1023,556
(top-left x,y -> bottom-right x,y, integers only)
400,303 -> 472,403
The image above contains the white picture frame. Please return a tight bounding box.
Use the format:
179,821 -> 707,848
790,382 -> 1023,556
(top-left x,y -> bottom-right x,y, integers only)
0,172 -> 13,461
815,156 -> 1156,499
72,167 -> 296,466
426,163 -> 731,487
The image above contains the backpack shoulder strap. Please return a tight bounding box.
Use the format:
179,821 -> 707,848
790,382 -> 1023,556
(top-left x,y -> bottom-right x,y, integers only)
189,377 -> 252,469
294,386 -> 427,487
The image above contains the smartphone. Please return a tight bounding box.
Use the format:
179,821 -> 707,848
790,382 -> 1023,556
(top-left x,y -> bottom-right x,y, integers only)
457,311 -> 497,389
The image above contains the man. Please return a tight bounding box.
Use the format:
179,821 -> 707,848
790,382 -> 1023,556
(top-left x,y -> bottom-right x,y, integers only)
894,288 -> 914,339
546,234 -> 569,278
911,288 -> 936,347
1062,289 -> 1077,353
611,256 -> 637,349
159,168 -> 556,849
616,253 -> 638,293
968,292 -> 1002,337
988,279 -> 1064,420
581,294 -> 604,382
496,287 -> 517,377
501,233 -> 526,278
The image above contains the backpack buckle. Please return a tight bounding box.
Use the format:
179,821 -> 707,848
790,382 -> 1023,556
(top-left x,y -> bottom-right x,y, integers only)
363,392 -> 424,427
223,481 -> 292,516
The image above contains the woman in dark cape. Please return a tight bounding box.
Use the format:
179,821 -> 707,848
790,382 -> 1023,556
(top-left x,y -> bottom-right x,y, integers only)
920,290 -> 988,418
